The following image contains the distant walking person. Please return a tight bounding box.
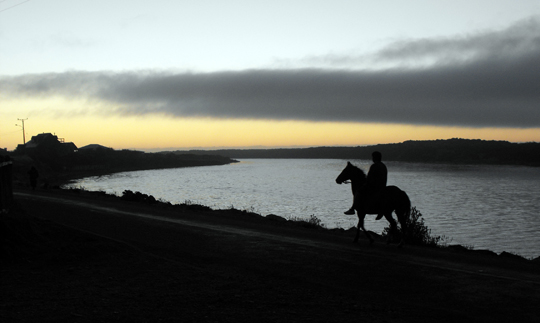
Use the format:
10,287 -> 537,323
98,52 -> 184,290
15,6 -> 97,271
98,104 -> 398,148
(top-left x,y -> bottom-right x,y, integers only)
28,166 -> 39,191
344,151 -> 387,216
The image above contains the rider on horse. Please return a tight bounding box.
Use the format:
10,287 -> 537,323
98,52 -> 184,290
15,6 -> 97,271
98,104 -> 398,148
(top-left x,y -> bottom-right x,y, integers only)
344,151 -> 387,217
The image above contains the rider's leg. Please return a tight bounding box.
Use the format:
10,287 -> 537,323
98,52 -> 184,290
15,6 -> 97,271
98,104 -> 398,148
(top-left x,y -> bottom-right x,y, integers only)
344,205 -> 355,215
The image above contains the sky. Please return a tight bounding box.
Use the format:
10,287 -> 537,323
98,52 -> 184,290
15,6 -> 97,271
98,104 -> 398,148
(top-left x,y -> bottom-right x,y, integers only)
1,0 -> 540,151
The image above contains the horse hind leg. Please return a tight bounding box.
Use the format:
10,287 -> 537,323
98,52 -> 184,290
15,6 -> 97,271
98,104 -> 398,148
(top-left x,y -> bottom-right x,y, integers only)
396,192 -> 411,248
396,213 -> 405,248
383,213 -> 398,245
396,209 -> 409,248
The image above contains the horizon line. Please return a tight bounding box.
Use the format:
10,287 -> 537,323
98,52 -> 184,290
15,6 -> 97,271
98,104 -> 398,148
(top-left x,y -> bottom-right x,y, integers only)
131,138 -> 537,153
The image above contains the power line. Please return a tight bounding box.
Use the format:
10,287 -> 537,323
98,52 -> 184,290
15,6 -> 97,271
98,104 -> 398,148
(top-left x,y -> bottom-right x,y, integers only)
0,0 -> 30,14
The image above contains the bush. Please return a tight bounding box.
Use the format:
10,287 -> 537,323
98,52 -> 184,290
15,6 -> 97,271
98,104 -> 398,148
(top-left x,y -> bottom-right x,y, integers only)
287,214 -> 325,229
307,214 -> 324,228
382,207 -> 449,247
121,190 -> 157,204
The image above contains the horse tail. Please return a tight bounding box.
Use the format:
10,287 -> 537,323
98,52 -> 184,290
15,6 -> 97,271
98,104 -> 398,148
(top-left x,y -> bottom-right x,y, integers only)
404,191 -> 411,221
398,190 -> 411,233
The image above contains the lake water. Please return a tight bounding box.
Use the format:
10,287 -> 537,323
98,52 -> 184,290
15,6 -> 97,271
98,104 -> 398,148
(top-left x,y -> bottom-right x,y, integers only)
66,159 -> 540,259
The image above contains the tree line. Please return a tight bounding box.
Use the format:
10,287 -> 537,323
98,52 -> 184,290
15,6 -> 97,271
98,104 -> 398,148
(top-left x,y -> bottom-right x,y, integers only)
187,139 -> 540,166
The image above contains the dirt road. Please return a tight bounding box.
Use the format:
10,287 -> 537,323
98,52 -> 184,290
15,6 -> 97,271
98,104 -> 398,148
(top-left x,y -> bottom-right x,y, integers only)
3,188 -> 540,322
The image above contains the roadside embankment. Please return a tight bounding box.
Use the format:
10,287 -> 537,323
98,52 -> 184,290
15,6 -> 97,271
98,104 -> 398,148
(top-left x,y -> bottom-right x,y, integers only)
2,186 -> 540,322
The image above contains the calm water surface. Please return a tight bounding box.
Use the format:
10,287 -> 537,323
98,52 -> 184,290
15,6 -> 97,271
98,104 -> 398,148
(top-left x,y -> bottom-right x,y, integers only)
68,159 -> 540,258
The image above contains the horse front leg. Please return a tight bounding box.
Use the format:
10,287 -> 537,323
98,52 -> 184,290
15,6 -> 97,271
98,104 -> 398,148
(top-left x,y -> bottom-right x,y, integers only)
353,214 -> 361,243
354,213 -> 373,245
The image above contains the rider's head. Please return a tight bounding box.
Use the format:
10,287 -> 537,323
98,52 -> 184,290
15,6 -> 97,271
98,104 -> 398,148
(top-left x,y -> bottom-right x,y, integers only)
372,151 -> 382,163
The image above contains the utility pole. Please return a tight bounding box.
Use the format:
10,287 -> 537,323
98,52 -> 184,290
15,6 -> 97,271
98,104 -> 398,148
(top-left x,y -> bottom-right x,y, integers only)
16,118 -> 28,144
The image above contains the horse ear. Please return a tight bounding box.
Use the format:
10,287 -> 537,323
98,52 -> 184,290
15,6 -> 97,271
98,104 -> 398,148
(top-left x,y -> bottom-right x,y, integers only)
347,161 -> 351,165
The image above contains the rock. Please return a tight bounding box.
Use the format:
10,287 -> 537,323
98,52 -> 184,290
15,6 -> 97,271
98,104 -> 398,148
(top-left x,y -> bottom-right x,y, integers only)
499,251 -> 527,261
266,214 -> 287,222
471,249 -> 498,257
447,245 -> 469,252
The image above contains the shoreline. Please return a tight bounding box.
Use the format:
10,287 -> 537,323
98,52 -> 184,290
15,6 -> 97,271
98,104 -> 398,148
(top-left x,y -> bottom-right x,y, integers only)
9,155 -> 540,260
56,165 -> 540,261
46,183 -> 540,262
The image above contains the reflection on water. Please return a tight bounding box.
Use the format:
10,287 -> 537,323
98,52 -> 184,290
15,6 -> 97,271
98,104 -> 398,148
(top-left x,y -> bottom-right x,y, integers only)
69,159 -> 540,258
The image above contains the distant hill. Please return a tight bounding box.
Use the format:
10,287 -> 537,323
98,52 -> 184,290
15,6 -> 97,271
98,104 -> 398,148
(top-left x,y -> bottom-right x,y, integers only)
187,139 -> 540,166
10,147 -> 237,187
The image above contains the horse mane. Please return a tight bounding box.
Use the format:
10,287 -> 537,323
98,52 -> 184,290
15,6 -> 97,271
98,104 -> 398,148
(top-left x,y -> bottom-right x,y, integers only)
348,162 -> 366,178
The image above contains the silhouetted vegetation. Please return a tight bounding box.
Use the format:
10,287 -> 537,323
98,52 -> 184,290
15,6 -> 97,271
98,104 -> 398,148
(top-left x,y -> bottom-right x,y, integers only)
190,138 -> 540,166
382,207 -> 450,247
121,190 -> 158,204
286,214 -> 326,229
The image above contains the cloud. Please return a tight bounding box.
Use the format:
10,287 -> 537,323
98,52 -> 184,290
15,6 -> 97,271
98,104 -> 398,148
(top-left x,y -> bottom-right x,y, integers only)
375,17 -> 540,66
2,18 -> 540,128
297,17 -> 540,69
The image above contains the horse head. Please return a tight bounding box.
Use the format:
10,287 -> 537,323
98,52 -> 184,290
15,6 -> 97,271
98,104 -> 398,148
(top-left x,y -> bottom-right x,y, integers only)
336,161 -> 366,185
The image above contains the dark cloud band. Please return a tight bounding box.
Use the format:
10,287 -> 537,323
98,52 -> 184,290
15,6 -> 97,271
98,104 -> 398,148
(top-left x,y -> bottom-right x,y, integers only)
2,18 -> 539,128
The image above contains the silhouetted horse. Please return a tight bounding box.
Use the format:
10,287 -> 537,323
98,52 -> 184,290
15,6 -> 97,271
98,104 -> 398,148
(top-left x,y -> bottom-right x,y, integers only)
336,162 -> 410,246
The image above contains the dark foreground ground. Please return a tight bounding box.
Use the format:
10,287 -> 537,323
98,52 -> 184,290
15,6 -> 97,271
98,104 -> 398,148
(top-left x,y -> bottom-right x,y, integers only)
2,187 -> 540,322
